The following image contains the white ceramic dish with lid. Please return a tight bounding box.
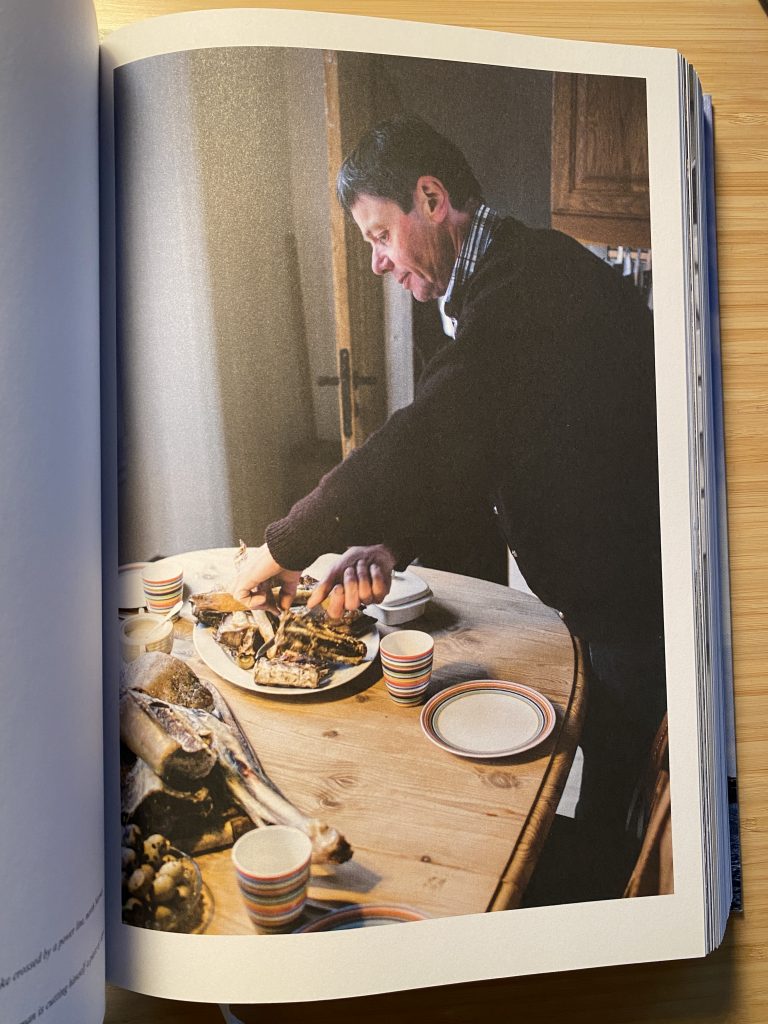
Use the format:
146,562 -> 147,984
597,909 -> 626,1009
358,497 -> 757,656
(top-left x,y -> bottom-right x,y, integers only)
367,570 -> 432,625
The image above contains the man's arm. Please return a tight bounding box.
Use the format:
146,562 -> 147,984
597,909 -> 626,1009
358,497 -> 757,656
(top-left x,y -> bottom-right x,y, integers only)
233,543 -> 397,615
231,544 -> 300,611
262,322 -> 501,576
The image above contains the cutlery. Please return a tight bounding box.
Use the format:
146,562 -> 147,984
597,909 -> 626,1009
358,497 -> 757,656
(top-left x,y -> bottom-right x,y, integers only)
143,599 -> 184,642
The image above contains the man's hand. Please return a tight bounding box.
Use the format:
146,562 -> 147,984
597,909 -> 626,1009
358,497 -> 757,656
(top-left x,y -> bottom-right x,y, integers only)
232,543 -> 299,612
307,544 -> 398,615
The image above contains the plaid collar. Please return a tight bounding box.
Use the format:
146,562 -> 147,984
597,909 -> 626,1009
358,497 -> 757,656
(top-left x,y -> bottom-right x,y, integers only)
441,203 -> 501,332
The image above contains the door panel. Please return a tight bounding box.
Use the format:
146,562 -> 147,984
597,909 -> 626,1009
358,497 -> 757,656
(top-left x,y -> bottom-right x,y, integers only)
551,73 -> 650,246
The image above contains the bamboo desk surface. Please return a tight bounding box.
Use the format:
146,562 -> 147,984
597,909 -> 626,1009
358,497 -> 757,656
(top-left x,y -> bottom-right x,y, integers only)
100,1 -> 768,1021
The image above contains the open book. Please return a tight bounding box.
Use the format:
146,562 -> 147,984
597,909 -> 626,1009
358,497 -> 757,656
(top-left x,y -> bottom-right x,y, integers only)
0,3 -> 737,1022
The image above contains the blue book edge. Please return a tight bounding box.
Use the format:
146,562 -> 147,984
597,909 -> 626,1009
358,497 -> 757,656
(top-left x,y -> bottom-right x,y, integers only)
702,94 -> 742,914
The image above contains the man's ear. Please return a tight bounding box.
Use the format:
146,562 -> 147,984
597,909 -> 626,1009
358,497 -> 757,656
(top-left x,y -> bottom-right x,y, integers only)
415,176 -> 450,221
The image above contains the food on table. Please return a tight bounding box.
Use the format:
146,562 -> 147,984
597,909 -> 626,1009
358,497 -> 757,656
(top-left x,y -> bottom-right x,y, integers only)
234,538 -> 249,571
293,575 -> 321,605
252,656 -> 327,689
121,824 -> 203,932
251,608 -> 276,640
189,591 -> 252,627
270,606 -> 368,664
214,613 -> 254,648
254,606 -> 370,689
210,608 -> 275,670
122,757 -> 216,838
274,573 -> 378,614
191,593 -> 276,670
120,686 -> 218,789
123,650 -> 216,710
213,611 -> 261,670
191,587 -> 375,689
120,652 -> 352,864
200,708 -> 352,862
332,607 -> 378,637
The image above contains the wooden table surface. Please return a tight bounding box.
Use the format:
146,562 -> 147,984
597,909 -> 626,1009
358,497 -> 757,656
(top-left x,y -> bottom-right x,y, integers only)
100,1 -> 768,1021
155,552 -> 582,933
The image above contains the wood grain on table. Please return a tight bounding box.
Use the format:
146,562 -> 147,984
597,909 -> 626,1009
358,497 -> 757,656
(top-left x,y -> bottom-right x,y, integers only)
101,0 -> 768,1020
158,554 -> 582,932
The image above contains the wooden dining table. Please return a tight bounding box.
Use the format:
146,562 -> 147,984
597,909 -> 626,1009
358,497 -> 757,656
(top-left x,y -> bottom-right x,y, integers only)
147,547 -> 587,932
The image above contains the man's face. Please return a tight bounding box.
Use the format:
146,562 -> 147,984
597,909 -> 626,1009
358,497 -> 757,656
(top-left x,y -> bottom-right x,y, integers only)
350,189 -> 455,303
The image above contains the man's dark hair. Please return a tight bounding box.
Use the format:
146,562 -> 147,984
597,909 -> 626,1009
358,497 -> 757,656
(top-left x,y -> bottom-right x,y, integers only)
336,116 -> 483,214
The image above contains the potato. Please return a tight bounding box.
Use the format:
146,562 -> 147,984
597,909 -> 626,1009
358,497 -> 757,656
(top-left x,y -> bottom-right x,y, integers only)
127,868 -> 152,899
152,874 -> 177,903
153,905 -> 175,931
158,860 -> 184,882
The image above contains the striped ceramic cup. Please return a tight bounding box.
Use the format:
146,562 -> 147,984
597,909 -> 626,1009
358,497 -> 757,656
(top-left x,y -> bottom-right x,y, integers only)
231,826 -> 312,930
379,629 -> 434,705
141,560 -> 184,615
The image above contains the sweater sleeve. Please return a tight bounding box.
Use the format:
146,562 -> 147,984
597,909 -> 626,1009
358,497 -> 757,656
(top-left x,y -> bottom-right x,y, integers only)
265,319 -> 502,571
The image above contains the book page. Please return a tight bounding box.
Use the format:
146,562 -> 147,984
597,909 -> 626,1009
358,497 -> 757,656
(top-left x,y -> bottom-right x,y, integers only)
0,2 -> 104,1024
100,9 -> 709,1004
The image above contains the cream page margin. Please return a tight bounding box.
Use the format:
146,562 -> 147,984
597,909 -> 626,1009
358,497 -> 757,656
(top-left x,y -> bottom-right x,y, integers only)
101,8 -> 704,1004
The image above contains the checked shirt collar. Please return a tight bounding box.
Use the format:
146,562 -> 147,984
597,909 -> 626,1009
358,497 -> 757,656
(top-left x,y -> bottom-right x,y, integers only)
439,202 -> 501,338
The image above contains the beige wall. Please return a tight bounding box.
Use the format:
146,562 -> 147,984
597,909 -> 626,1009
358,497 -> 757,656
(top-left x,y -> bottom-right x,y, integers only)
116,47 -> 337,561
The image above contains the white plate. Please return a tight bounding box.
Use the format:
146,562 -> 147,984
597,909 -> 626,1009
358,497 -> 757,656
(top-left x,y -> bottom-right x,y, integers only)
295,905 -> 427,932
193,620 -> 379,698
420,680 -> 556,758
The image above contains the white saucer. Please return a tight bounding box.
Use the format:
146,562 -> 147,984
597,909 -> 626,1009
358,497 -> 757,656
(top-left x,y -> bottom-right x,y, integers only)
420,680 -> 556,759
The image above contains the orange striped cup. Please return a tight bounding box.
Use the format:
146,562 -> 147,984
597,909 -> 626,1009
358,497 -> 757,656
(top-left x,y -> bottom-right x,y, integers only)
380,630 -> 434,705
231,827 -> 312,930
141,561 -> 184,614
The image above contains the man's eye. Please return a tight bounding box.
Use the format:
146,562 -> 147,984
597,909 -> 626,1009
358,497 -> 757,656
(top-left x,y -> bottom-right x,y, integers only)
377,232 -> 388,244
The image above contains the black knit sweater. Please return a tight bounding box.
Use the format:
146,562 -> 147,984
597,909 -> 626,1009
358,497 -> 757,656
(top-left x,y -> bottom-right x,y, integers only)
267,217 -> 663,645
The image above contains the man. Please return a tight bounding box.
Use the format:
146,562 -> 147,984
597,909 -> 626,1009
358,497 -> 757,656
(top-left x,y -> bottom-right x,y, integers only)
234,117 -> 666,895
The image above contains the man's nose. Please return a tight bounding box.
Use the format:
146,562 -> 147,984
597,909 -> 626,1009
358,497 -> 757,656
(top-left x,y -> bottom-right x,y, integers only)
371,247 -> 392,276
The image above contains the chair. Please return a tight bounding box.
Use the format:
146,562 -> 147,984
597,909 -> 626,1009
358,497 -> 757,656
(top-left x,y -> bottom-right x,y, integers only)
624,714 -> 673,897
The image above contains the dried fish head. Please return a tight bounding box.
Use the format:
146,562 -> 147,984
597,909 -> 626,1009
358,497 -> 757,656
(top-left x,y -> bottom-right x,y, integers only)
190,591 -> 250,627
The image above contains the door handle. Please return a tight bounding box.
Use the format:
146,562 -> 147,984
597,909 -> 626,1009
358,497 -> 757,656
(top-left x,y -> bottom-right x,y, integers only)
317,350 -> 378,441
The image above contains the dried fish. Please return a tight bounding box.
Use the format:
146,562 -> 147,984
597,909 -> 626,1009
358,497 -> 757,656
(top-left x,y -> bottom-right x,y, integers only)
252,656 -> 328,689
170,701 -> 352,864
203,605 -> 277,670
190,591 -> 251,628
122,651 -> 215,710
122,654 -> 352,864
265,606 -> 366,664
213,613 -> 261,670
122,758 -> 214,826
120,689 -> 217,789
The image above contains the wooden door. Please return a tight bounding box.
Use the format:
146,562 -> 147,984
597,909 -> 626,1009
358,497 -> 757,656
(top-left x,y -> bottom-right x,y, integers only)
323,51 -> 388,456
551,73 -> 650,246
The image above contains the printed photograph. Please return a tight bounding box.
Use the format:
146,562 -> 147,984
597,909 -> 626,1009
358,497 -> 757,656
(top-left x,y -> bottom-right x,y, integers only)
113,45 -> 670,936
